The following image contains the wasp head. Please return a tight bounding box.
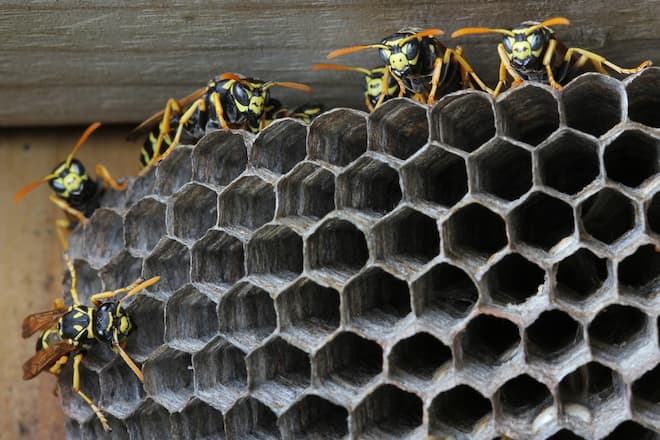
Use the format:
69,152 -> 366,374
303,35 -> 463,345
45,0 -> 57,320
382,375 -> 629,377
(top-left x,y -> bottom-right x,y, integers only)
503,22 -> 552,69
48,158 -> 90,199
94,302 -> 133,346
379,32 -> 423,76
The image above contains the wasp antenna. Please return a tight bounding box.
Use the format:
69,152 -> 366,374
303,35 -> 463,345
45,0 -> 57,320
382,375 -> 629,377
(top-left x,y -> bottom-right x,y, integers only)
327,44 -> 388,59
451,27 -> 515,38
400,28 -> 445,44
311,63 -> 372,75
265,81 -> 312,93
219,72 -> 244,82
13,174 -> 58,203
64,122 -> 101,167
524,17 -> 570,35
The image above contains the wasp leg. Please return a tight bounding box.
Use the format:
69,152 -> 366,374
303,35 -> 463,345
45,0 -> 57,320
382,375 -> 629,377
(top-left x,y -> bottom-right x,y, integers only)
454,46 -> 472,89
139,98 -> 181,175
113,334 -> 145,383
94,165 -> 127,191
564,47 -> 652,76
389,68 -> 407,98
493,43 -> 523,96
541,39 -> 563,90
155,98 -> 206,167
49,194 -> 85,226
64,256 -> 82,306
89,279 -> 144,306
374,68 -> 391,109
55,218 -> 74,251
448,47 -> 494,94
427,54 -> 445,105
73,353 -> 110,431
209,91 -> 229,129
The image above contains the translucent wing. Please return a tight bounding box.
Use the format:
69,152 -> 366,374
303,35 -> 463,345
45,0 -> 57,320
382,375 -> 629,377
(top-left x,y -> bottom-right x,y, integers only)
23,341 -> 76,380
22,308 -> 67,338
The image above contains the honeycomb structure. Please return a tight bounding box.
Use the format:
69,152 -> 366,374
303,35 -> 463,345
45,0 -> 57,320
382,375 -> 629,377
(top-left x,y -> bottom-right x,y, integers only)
61,70 -> 659,439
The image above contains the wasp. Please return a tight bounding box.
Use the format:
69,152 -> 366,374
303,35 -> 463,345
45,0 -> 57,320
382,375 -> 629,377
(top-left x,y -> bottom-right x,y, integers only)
13,123 -> 127,249
451,17 -> 652,96
22,258 -> 160,431
131,73 -> 312,171
326,28 -> 491,104
259,99 -> 325,128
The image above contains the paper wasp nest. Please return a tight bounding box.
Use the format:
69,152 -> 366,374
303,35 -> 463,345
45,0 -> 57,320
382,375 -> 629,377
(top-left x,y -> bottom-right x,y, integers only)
62,70 -> 659,439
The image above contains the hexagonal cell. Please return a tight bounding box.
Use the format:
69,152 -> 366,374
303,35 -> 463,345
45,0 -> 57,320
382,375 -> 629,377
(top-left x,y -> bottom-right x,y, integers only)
373,207 -> 440,269
99,356 -> 145,419
278,394 -> 348,439
171,183 -> 218,242
83,414 -> 129,439
632,364 -> 660,420
314,331 -> 382,394
224,396 -> 279,440
143,238 -> 190,296
64,259 -> 102,306
154,144 -> 193,196
143,347 -> 193,412
538,130 -> 600,195
308,108 -> 367,167
497,374 -> 553,425
460,314 -> 521,370
648,191 -> 660,234
246,224 -> 303,285
192,130 -> 248,186
555,248 -> 609,305
83,208 -> 124,267
336,155 -> 401,215
602,420 -> 658,439
428,384 -> 492,438
275,162 -> 335,220
400,144 -> 468,208
252,118 -> 307,175
580,188 -> 636,245
218,282 -> 276,350
498,84 -> 559,146
432,92 -> 496,153
125,165 -> 156,207
412,263 -> 479,329
124,197 -> 167,255
58,362 -> 102,424
525,309 -> 584,364
165,285 -> 218,352
472,138 -> 533,201
388,332 -> 452,383
588,304 -> 649,359
98,252 -> 142,295
563,74 -> 624,137
306,218 -> 368,283
352,383 -> 423,438
604,129 -> 659,188
444,203 -> 508,262
218,175 -> 275,232
247,337 -> 311,410
344,267 -> 411,338
124,399 -> 171,440
510,192 -> 575,252
484,253 -> 546,305
193,336 -> 247,411
171,399 -> 225,439
190,229 -> 244,290
124,294 -> 165,363
618,244 -> 660,301
626,67 -> 660,128
369,98 -> 429,160
277,278 -> 340,348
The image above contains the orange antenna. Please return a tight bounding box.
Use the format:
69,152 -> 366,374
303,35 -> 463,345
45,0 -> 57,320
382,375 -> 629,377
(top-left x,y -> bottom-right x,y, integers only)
219,72 -> 244,82
312,63 -> 373,75
327,44 -> 389,59
13,174 -> 58,203
524,17 -> 570,35
451,26 -> 515,38
399,28 -> 445,44
264,81 -> 312,93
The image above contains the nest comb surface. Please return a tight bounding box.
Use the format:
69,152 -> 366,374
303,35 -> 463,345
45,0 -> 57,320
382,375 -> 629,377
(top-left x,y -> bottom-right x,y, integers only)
60,70 -> 660,440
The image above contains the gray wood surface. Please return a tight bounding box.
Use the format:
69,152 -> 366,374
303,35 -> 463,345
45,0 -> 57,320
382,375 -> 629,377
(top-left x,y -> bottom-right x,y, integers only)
1,0 -> 659,126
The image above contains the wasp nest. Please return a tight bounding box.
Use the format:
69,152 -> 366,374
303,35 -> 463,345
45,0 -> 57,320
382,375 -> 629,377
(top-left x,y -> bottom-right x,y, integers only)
61,70 -> 659,440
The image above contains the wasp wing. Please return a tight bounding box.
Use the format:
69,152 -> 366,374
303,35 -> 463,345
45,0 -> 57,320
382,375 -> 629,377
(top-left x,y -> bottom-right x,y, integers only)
22,308 -> 67,338
23,341 -> 76,380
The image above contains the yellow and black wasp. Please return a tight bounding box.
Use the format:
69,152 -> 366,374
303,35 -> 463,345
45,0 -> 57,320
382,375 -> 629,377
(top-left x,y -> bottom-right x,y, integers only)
13,122 -> 127,249
131,73 -> 312,171
452,17 -> 652,96
22,258 -> 160,431
260,98 -> 325,128
311,63 -> 410,112
326,28 -> 491,104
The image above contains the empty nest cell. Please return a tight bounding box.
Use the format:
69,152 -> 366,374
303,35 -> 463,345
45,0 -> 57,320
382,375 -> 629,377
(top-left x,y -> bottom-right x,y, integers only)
124,197 -> 166,255
510,191 -> 575,252
352,384 -> 423,438
525,309 -> 584,364
369,98 -> 429,160
170,183 -> 218,242
626,67 -> 660,128
98,251 -> 142,293
83,208 -> 124,266
559,361 -> 622,415
224,396 -> 279,439
579,188 -> 636,245
275,162 -> 335,220
63,259 -> 102,306
602,421 -> 658,439
428,384 -> 492,438
604,129 -> 659,188
124,294 -> 165,363
191,130 -> 248,187
99,357 -> 145,419
483,253 -> 546,306
388,332 -> 452,383
165,286 -> 218,351
444,203 -> 508,262
124,400 -> 171,440
631,364 -> 660,420
538,130 -> 600,195
143,238 -> 190,296
218,282 -> 276,350
400,143 -> 468,207
617,243 -> 660,301
431,92 -> 496,153
190,229 -> 244,289
648,191 -> 660,234
251,118 -> 307,175
171,400 -> 226,440
460,314 -> 521,370
142,347 -> 193,412
218,175 -> 276,232
471,138 -> 533,201
497,374 -> 553,425
497,84 -> 559,146
563,74 -> 624,137
336,155 -> 402,215
555,248 -> 609,305
154,145 -> 193,196
588,304 -> 649,359
278,394 -> 349,439
307,108 -> 367,167
58,362 -> 102,424
246,224 -> 303,283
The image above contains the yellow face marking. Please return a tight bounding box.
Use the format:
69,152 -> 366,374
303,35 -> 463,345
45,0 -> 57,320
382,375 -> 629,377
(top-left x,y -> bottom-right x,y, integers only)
249,96 -> 265,115
119,316 -> 131,334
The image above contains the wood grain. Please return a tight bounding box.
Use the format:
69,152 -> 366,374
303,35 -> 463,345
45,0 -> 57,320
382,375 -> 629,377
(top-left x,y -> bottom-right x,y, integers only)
0,0 -> 658,126
0,126 -> 140,439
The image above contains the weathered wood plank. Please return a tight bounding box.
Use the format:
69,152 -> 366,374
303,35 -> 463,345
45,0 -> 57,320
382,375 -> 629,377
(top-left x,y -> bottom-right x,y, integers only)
0,0 -> 658,126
